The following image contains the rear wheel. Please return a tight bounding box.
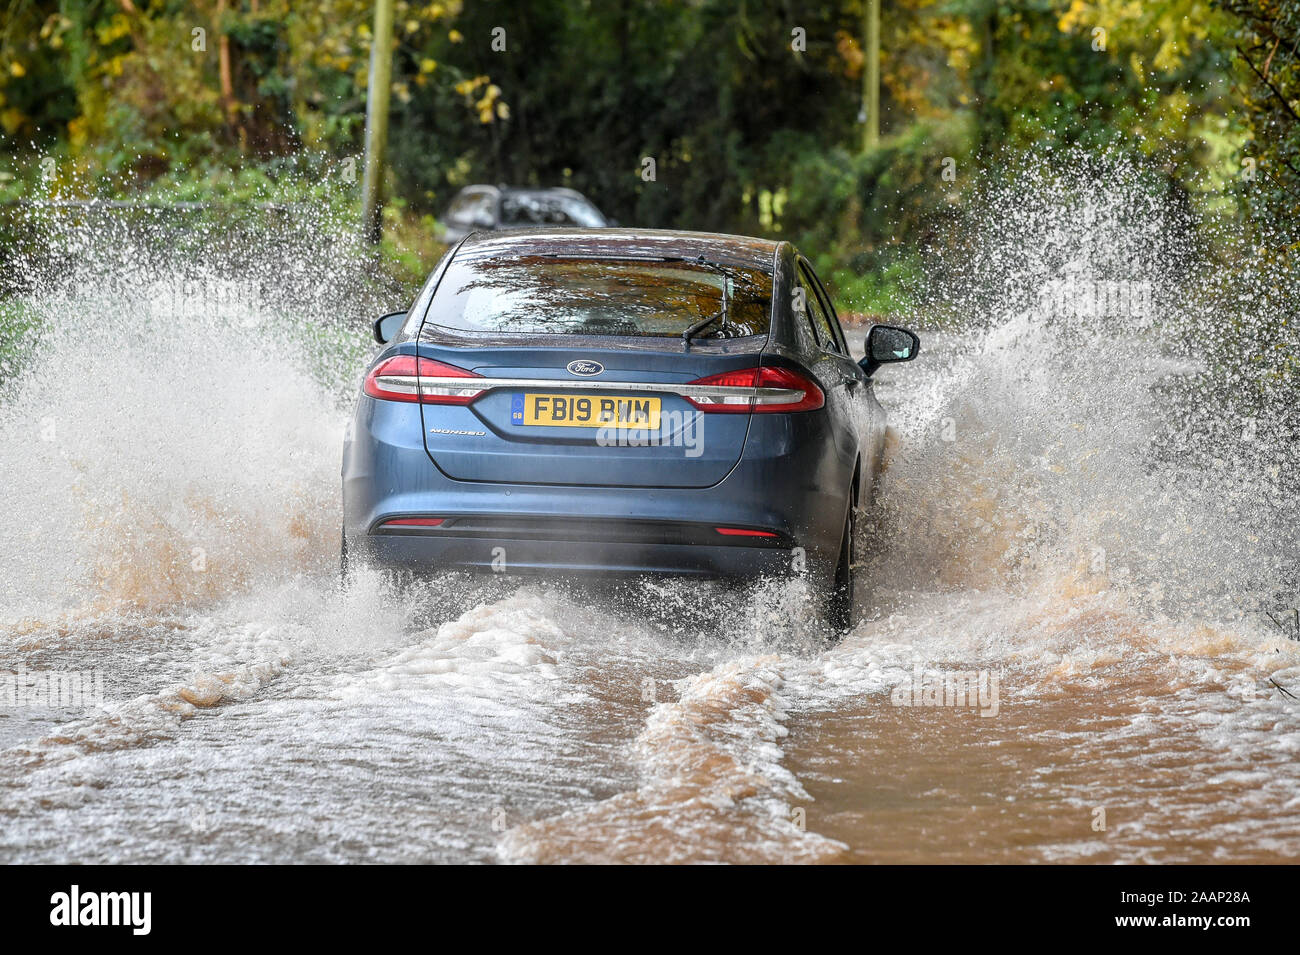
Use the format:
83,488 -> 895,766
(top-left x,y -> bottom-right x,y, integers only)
824,504 -> 857,634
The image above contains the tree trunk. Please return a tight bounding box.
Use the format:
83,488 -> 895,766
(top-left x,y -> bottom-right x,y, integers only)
216,0 -> 242,149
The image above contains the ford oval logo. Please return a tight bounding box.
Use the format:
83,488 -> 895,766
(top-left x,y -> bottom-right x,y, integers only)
566,359 -> 604,377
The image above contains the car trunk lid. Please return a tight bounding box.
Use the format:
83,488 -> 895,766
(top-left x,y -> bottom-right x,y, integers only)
418,341 -> 764,488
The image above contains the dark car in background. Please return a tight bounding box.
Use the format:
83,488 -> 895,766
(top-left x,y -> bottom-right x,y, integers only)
342,229 -> 919,631
437,185 -> 610,242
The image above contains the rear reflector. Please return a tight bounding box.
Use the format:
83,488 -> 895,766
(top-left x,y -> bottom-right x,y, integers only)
363,356 -> 484,405
685,366 -> 825,413
382,517 -> 445,527
714,527 -> 779,538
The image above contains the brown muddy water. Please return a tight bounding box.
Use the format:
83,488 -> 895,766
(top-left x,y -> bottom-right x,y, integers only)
1,192 -> 1298,864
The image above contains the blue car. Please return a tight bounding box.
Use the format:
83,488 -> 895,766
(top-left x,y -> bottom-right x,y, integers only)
342,229 -> 919,630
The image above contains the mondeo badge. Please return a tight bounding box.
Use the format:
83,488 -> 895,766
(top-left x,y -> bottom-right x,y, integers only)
566,359 -> 604,376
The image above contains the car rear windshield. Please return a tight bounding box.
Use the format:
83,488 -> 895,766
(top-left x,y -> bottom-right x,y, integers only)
424,254 -> 773,338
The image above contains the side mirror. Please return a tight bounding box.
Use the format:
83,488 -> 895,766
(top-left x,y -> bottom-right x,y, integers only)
861,324 -> 921,377
373,311 -> 407,344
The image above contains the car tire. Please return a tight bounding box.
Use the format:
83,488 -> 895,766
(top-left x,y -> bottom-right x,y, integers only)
824,504 -> 856,634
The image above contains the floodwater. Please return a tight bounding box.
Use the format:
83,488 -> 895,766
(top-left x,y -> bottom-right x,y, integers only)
1,183 -> 1298,864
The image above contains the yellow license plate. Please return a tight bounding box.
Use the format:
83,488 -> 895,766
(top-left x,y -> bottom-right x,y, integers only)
515,393 -> 661,428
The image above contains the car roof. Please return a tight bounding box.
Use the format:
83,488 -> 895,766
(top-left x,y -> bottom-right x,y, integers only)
454,185 -> 589,199
499,186 -> 587,198
454,227 -> 782,272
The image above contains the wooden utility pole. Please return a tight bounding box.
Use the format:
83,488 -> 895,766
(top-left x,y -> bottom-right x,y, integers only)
361,0 -> 396,243
862,0 -> 880,151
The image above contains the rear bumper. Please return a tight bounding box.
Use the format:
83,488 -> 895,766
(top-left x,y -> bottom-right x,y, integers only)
359,527 -> 794,578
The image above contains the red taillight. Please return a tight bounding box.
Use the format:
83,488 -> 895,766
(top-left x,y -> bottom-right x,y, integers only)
715,527 -> 779,538
684,366 -> 824,413
685,368 -> 759,413
382,517 -> 444,527
363,356 -> 485,404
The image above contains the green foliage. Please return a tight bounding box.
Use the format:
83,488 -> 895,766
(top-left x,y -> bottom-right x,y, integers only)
782,114 -> 977,274
1216,0 -> 1300,249
0,0 -> 1297,312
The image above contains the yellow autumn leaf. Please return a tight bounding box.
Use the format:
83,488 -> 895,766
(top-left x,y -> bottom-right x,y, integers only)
1057,0 -> 1090,34
455,75 -> 486,97
1153,37 -> 1180,72
9,62 -> 26,78
96,13 -> 132,45
1,107 -> 26,133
